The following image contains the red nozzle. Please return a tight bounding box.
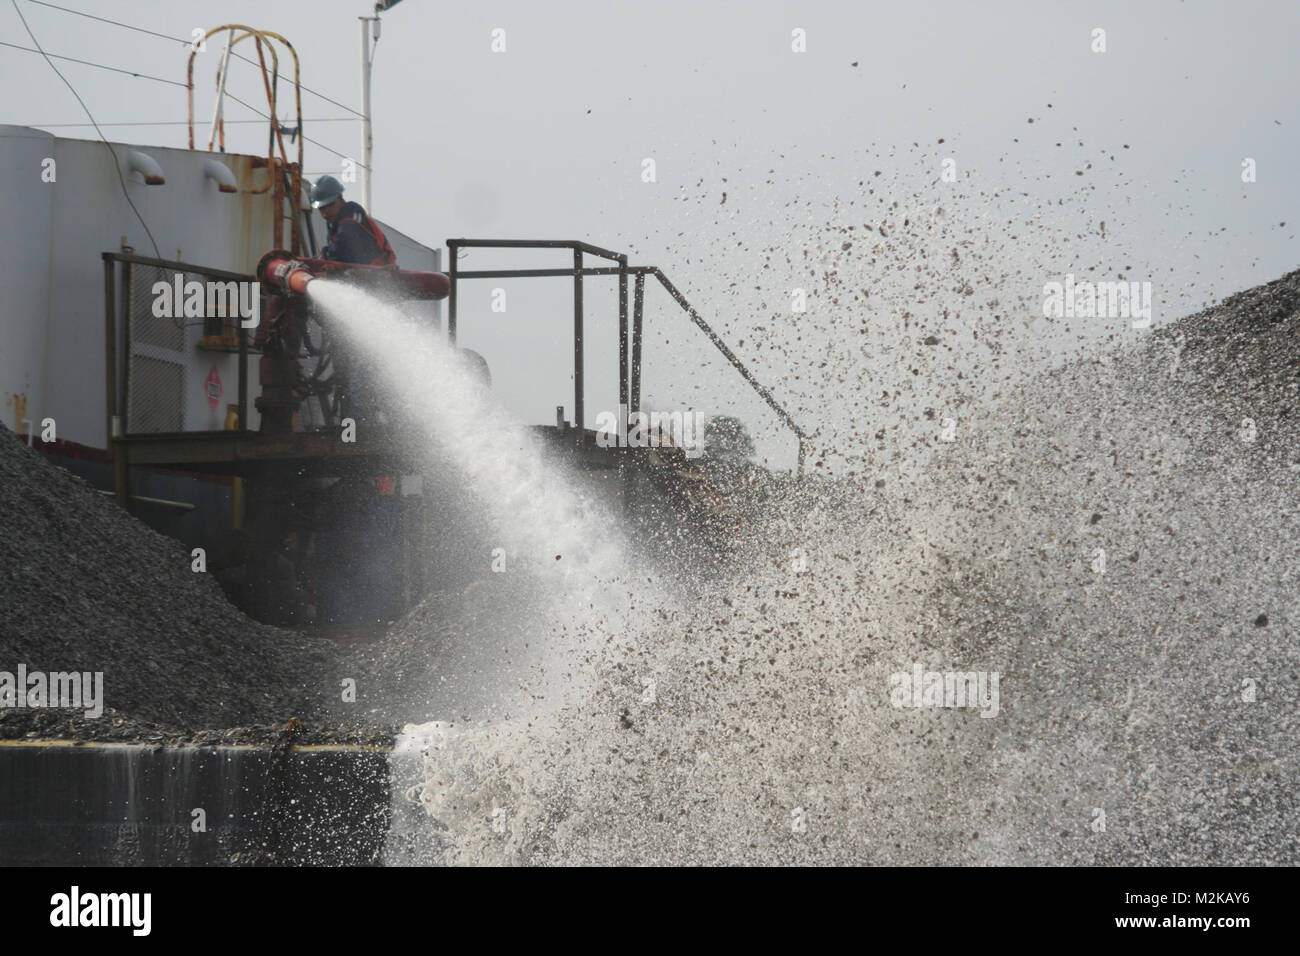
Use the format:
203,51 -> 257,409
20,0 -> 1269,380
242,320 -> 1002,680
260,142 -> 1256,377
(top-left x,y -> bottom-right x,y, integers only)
256,249 -> 314,295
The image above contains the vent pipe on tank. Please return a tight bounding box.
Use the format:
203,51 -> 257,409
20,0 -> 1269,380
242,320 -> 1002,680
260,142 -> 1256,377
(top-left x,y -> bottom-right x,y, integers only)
203,158 -> 237,193
125,150 -> 165,185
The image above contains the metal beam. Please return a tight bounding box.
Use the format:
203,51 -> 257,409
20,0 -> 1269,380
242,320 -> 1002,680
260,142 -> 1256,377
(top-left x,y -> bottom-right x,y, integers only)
448,238 -> 580,249
618,254 -> 629,414
102,254 -> 116,446
447,240 -> 458,343
648,268 -> 808,440
572,240 -> 626,262
445,238 -> 626,262
573,248 -> 584,446
103,251 -> 255,285
120,260 -> 132,440
631,271 -> 645,415
102,254 -> 129,510
116,428 -> 419,472
238,305 -> 248,431
451,267 -> 635,280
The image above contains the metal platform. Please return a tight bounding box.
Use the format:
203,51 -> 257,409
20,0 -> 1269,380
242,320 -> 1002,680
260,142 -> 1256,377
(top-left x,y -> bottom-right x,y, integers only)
116,426 -> 421,479
115,423 -> 628,480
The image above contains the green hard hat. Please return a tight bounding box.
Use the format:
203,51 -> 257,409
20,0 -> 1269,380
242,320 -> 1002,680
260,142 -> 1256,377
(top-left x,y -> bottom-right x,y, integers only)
310,174 -> 345,208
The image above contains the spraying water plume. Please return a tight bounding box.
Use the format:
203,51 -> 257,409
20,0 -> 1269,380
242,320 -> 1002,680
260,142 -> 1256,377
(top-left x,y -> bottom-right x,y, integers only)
308,250 -> 1300,867
311,280 -> 627,586
309,279 -> 715,863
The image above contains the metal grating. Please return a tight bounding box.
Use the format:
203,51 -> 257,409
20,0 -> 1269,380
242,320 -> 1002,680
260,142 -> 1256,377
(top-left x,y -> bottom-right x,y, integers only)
128,262 -> 186,350
125,262 -> 187,433
109,252 -> 258,440
127,355 -> 184,433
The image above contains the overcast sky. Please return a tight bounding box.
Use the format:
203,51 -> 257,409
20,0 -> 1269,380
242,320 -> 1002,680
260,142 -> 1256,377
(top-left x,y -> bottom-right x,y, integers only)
4,0 -> 1297,468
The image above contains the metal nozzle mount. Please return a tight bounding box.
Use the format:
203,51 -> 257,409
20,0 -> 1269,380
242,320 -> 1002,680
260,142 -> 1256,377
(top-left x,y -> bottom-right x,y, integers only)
256,249 -> 314,296
255,248 -> 451,300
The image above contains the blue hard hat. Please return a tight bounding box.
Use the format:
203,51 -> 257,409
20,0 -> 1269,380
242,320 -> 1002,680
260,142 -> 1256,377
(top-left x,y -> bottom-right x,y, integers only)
310,175 -> 345,208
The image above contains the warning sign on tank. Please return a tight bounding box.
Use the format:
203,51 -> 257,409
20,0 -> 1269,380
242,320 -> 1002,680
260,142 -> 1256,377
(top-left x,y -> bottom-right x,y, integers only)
205,365 -> 222,410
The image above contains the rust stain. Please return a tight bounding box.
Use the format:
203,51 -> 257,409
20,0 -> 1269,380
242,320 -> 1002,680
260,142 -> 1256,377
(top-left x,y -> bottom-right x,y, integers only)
4,391 -> 28,433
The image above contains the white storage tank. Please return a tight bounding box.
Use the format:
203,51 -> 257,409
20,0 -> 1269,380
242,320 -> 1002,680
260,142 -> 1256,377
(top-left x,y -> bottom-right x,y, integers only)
0,125 -> 55,438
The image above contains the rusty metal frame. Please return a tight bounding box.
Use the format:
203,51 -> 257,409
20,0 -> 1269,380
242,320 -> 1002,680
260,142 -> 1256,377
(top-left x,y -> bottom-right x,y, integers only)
186,26 -> 307,254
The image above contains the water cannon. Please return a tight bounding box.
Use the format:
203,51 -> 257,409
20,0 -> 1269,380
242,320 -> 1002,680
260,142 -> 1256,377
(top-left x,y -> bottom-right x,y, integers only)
255,249 -> 450,299
256,251 -> 315,296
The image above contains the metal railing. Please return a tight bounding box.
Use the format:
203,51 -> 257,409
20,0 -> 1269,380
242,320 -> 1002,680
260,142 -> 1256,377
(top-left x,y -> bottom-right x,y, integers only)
103,241 -> 810,473
446,239 -> 809,473
102,251 -> 254,442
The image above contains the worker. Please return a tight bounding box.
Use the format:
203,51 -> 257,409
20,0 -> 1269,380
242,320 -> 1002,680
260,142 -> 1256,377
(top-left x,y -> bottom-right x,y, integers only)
308,175 -> 395,422
310,175 -> 397,267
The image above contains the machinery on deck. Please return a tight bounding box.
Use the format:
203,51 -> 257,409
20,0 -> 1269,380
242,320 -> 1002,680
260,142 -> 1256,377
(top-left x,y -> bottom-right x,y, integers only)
4,20 -> 808,631
256,251 -> 451,299
95,238 -> 806,626
252,250 -> 449,432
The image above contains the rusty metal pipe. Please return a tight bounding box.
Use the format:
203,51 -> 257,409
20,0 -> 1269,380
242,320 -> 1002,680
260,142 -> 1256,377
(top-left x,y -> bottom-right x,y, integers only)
256,249 -> 450,299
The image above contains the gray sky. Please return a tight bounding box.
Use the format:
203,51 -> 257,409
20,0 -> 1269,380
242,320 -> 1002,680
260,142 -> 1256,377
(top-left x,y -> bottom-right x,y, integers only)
4,0 -> 1297,468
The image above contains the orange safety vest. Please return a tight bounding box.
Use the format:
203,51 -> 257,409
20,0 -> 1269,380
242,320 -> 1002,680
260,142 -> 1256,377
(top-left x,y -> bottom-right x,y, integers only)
357,209 -> 396,267
327,202 -> 397,267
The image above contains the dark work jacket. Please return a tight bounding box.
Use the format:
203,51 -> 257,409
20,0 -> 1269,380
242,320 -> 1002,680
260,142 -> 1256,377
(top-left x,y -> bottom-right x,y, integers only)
323,201 -> 397,266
